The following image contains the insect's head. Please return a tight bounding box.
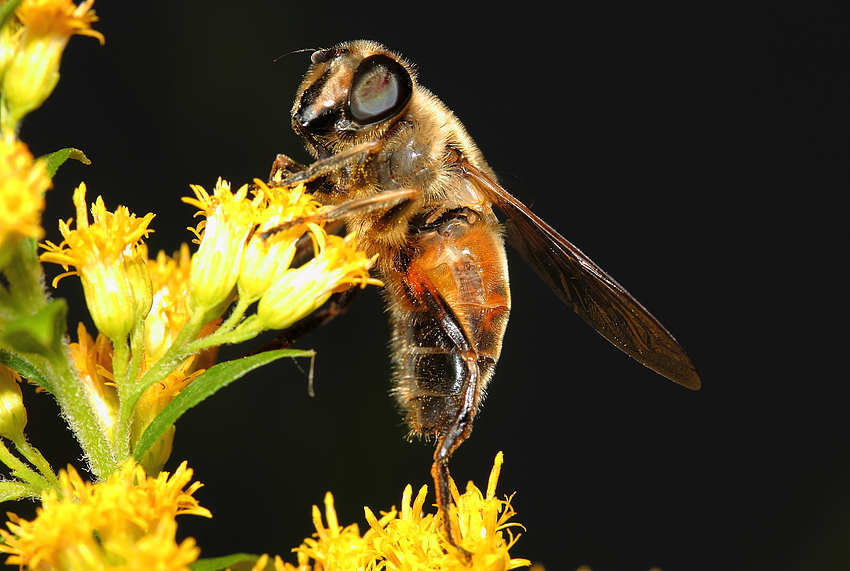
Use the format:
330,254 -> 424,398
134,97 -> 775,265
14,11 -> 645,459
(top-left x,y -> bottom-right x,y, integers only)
291,40 -> 414,153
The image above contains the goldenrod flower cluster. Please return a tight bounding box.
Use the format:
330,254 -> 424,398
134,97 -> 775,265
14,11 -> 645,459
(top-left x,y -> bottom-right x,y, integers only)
183,178 -> 382,329
248,453 -> 531,571
0,460 -> 210,571
33,175 -> 381,475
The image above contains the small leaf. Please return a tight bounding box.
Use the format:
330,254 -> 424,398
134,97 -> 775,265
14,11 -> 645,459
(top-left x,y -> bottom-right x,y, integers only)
41,148 -> 91,178
189,554 -> 260,571
133,349 -> 313,462
0,481 -> 37,503
0,299 -> 67,359
0,349 -> 54,394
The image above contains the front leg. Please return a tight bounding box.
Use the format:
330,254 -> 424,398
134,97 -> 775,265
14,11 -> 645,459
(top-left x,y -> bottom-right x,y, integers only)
268,153 -> 308,179
269,140 -> 385,189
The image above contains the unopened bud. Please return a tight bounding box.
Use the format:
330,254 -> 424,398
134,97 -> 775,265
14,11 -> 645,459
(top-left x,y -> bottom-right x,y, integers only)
0,365 -> 27,444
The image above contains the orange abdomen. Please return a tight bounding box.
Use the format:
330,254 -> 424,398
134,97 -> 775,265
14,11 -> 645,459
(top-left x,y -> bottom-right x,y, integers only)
384,210 -> 511,437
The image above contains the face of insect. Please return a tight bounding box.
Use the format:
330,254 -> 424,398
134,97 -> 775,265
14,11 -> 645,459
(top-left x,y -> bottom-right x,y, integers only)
290,43 -> 416,161
274,39 -> 700,554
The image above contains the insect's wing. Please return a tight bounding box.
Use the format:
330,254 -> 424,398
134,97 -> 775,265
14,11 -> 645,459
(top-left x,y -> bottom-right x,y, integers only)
465,163 -> 701,390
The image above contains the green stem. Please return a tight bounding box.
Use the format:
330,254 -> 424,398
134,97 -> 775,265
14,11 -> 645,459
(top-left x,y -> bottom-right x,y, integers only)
0,439 -> 51,491
110,339 -> 133,460
127,323 -> 146,396
117,312 -> 208,444
48,357 -> 116,480
13,439 -> 60,491
185,315 -> 262,353
217,295 -> 253,333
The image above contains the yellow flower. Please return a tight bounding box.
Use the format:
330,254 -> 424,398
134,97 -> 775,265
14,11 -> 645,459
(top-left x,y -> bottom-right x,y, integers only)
144,242 -> 220,367
68,322 -> 118,435
0,364 -> 27,444
0,128 -> 51,270
184,177 -> 384,336
279,452 -> 530,571
183,178 -> 257,319
144,243 -> 194,361
0,459 -> 210,571
40,182 -> 155,341
256,233 -> 382,331
2,0 -> 104,126
238,180 -> 323,302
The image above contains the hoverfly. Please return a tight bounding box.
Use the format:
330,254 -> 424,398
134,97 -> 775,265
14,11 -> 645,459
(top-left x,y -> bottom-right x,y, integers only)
267,39 -> 700,553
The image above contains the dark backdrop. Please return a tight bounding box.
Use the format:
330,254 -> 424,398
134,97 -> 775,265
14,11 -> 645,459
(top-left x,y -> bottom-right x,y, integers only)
14,2 -> 844,571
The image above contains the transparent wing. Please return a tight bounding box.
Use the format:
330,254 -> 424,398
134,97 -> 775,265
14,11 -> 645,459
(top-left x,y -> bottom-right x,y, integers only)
462,161 -> 701,389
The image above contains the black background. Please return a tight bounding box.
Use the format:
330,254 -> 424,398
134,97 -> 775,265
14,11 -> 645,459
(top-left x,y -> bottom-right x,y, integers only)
12,2 -> 844,571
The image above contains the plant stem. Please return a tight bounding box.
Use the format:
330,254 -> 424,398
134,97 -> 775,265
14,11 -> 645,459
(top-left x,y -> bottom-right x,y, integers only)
185,315 -> 262,353
110,339 -> 133,460
116,312 -> 208,451
217,295 -> 253,333
48,359 -> 115,479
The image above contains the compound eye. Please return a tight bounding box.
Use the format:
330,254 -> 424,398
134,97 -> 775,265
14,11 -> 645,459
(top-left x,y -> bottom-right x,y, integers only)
348,54 -> 412,125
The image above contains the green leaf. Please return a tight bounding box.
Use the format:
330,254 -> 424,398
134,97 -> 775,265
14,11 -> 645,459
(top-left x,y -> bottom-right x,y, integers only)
189,554 -> 260,571
0,299 -> 67,360
0,349 -> 54,393
0,481 -> 37,504
1,237 -> 47,317
133,349 -> 313,462
0,0 -> 24,29
41,148 -> 91,178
